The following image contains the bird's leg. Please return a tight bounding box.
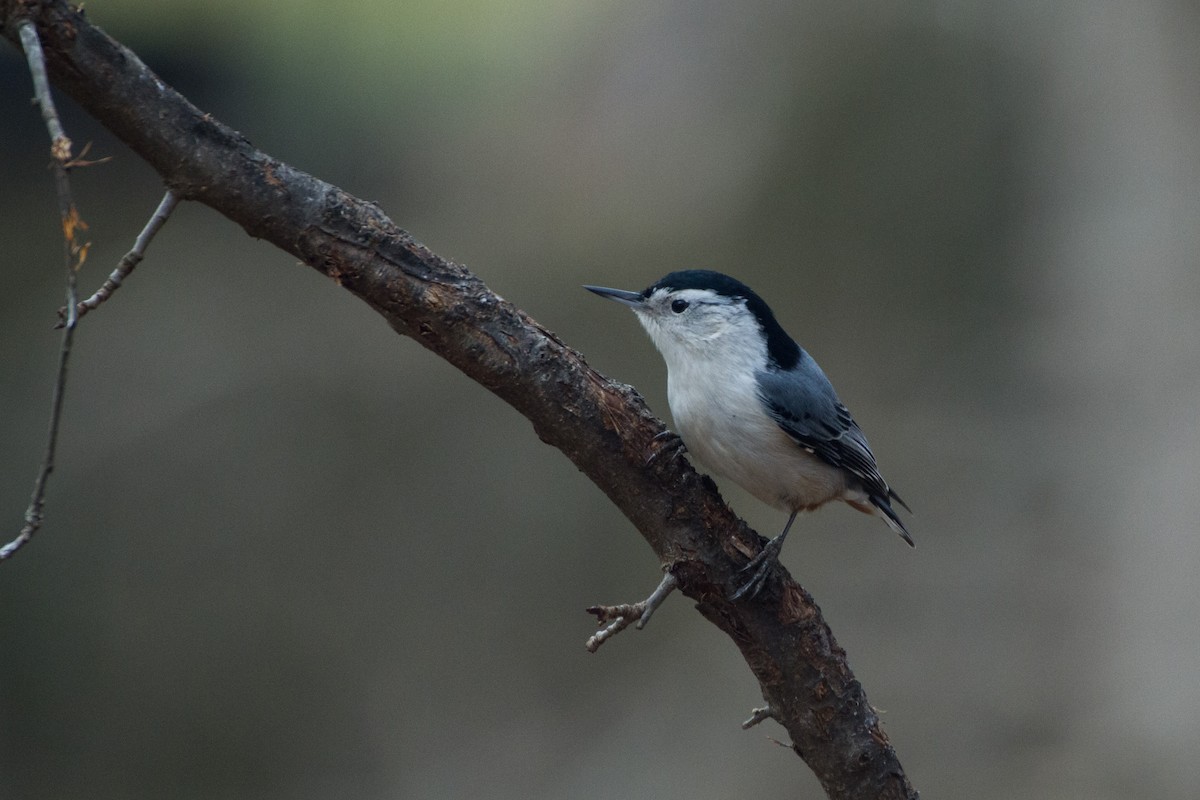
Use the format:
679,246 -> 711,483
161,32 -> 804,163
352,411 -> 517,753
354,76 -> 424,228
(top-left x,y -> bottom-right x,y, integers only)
729,510 -> 799,601
585,571 -> 678,652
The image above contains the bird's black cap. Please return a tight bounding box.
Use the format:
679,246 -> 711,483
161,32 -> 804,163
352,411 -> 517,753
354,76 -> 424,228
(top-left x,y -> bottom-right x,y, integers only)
647,270 -> 802,371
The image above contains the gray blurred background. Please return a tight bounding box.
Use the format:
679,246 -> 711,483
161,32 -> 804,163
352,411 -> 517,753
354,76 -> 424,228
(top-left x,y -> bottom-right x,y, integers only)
3,1 -> 1199,798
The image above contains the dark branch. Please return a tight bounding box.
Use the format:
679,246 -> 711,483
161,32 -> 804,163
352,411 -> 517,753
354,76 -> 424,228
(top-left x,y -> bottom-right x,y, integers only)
1,3 -> 916,797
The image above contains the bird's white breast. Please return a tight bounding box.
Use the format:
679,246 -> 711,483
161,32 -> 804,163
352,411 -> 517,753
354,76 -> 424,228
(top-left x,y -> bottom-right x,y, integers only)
662,345 -> 849,513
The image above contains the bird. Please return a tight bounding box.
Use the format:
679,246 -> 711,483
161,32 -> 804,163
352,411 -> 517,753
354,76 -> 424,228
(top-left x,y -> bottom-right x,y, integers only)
584,270 -> 911,601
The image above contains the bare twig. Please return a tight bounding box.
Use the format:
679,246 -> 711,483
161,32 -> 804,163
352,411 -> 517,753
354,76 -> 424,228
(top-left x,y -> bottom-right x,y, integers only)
61,190 -> 179,326
18,19 -> 68,155
62,141 -> 113,169
585,571 -> 678,652
1,20 -> 81,562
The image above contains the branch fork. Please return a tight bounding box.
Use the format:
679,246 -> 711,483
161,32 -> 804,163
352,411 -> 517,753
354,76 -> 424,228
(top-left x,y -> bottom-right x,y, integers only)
4,19 -> 179,561
585,571 -> 678,653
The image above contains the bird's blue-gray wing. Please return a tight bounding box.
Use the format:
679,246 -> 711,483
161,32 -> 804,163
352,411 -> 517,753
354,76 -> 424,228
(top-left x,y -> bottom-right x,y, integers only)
755,356 -> 911,539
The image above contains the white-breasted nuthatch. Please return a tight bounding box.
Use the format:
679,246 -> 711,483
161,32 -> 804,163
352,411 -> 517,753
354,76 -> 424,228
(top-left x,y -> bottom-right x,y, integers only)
585,270 -> 911,600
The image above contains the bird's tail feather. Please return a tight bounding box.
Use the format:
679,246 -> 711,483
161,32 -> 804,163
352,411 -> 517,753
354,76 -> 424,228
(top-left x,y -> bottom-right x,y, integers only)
888,487 -> 912,515
872,493 -> 914,547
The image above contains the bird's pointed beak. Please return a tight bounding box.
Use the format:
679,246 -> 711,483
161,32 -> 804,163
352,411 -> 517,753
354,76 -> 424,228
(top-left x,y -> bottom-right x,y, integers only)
583,284 -> 645,309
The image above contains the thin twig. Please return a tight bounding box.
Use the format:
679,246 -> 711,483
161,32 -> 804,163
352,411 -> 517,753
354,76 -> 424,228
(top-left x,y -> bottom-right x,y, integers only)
18,20 -> 69,157
62,141 -> 113,170
1,20 -> 80,562
61,190 -> 178,326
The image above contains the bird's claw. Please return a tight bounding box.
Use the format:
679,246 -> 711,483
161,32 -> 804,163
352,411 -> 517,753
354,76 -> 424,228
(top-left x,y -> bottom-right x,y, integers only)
729,537 -> 784,602
644,429 -> 687,467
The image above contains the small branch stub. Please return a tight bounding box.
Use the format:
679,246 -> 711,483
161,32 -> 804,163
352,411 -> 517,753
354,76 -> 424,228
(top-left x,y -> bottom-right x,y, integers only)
585,571 -> 678,653
742,704 -> 775,730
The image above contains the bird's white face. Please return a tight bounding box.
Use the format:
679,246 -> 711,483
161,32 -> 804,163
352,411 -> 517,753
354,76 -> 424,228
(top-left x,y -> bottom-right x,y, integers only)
631,287 -> 768,374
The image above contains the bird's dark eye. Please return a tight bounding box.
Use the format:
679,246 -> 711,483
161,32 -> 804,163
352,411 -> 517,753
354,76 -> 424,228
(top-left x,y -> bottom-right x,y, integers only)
670,299 -> 690,313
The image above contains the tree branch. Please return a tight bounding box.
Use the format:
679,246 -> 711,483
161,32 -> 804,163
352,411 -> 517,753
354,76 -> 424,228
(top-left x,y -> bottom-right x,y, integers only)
0,15 -> 80,561
1,3 -> 917,797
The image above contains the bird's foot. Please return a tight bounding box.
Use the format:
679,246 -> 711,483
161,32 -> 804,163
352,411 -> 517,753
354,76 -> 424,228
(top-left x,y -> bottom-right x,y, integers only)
729,536 -> 785,602
585,571 -> 678,653
644,429 -> 686,468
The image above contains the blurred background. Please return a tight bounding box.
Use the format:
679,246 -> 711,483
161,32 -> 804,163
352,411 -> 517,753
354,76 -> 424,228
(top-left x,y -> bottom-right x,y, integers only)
2,1 -> 1199,797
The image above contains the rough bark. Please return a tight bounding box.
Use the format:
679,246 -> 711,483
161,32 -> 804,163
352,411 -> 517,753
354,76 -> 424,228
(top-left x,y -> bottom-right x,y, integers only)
1,2 -> 917,797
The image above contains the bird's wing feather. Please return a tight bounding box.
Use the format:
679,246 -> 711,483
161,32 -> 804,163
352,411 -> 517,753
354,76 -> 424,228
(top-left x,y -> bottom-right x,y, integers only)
758,365 -> 912,544
755,360 -> 892,501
